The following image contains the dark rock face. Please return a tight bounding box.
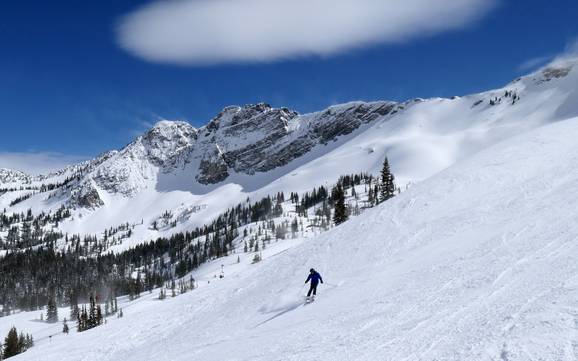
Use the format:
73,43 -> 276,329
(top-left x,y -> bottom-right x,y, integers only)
196,145 -> 229,184
542,66 -> 572,81
73,184 -> 104,209
311,102 -> 396,144
196,101 -> 398,181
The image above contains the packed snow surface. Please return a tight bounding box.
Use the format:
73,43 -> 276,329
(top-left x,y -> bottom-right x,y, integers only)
6,114 -> 578,360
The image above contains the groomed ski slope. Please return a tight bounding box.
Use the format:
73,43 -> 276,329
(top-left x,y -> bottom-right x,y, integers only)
12,115 -> 578,360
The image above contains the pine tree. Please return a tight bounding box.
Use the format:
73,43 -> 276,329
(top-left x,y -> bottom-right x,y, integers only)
77,306 -> 88,332
3,327 -> 19,358
333,185 -> 348,225
291,218 -> 299,237
368,186 -> 374,205
46,293 -> 58,323
17,333 -> 25,355
70,303 -> 79,321
88,295 -> 96,329
378,156 -> 396,203
96,305 -> 103,326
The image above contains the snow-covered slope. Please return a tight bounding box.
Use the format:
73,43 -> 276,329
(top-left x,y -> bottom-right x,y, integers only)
1,58 -> 577,252
7,110 -> 578,360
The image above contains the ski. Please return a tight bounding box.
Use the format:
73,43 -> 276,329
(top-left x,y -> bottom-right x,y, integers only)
304,296 -> 315,305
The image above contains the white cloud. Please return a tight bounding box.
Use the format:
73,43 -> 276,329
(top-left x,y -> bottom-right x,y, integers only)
117,0 -> 497,65
0,152 -> 87,176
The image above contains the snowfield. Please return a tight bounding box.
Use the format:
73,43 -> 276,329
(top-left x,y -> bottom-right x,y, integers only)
6,112 -> 578,360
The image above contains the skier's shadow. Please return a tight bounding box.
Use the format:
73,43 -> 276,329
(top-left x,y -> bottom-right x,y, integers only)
252,300 -> 304,329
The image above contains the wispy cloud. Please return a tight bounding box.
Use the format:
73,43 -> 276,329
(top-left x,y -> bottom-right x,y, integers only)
518,56 -> 552,72
518,38 -> 578,73
0,152 -> 87,176
117,0 -> 497,66
552,38 -> 578,63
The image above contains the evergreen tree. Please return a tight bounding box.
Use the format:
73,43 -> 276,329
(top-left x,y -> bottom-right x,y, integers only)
17,333 -> 25,353
77,306 -> 88,332
291,218 -> 299,237
379,157 -> 396,202
62,318 -> 69,334
96,305 -> 103,326
332,185 -> 348,225
88,295 -> 97,329
46,293 -> 58,323
368,186 -> 374,206
69,302 -> 79,321
3,327 -> 18,358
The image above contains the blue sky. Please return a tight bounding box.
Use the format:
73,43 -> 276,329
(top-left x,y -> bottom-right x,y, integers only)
1,0 -> 577,173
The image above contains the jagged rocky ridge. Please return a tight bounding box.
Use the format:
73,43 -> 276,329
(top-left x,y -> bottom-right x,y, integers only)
60,100 -> 400,208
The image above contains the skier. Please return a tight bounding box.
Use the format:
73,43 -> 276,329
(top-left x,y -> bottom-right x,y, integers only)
305,268 -> 323,300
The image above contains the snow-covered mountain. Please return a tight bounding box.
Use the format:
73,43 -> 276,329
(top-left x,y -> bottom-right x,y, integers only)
6,79 -> 578,360
1,57 -> 577,251
0,169 -> 30,186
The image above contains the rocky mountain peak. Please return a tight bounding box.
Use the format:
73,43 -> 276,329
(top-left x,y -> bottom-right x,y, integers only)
0,168 -> 30,185
206,103 -> 298,132
141,120 -> 198,166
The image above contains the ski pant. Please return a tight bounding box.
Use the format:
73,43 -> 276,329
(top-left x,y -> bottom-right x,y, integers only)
307,282 -> 319,297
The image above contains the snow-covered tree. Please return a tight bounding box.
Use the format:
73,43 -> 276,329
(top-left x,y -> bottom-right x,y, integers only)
46,293 -> 58,323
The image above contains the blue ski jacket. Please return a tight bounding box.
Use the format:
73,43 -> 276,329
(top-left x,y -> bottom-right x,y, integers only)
306,272 -> 323,285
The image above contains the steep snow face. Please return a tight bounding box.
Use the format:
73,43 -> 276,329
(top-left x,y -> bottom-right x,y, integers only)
9,115 -> 578,361
96,121 -> 197,188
